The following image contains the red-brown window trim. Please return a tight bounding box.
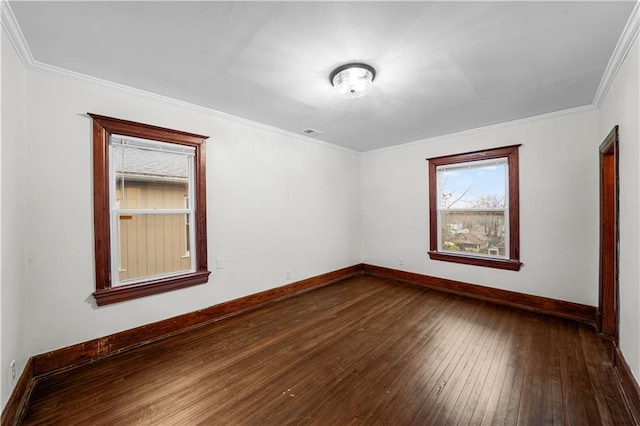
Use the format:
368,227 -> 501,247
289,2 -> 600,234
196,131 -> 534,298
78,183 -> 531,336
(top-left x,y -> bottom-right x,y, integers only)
427,145 -> 522,271
89,113 -> 211,305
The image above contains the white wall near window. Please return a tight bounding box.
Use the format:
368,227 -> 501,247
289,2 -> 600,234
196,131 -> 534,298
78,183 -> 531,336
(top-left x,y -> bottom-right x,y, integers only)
1,30 -> 29,409
362,109 -> 600,306
3,12 -> 640,413
599,36 -> 640,386
22,56 -> 362,358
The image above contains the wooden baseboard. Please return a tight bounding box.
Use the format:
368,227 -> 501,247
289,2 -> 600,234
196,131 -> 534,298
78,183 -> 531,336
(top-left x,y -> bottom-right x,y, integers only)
362,264 -> 597,327
5,262 -> 608,424
1,358 -> 35,426
32,265 -> 362,377
614,346 -> 640,424
21,263 -> 602,378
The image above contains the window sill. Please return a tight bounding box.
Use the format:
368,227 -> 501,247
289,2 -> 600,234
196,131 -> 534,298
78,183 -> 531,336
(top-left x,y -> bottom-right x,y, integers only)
93,270 -> 211,306
428,251 -> 522,271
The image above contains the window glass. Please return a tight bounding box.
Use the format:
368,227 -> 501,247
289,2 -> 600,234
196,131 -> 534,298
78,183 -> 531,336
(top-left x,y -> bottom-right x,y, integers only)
438,160 -> 506,209
427,145 -> 521,271
437,159 -> 508,258
89,114 -> 210,305
111,136 -> 195,285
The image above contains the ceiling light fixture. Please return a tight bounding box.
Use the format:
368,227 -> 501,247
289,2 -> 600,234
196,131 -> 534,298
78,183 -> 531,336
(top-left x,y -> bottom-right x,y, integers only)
330,63 -> 376,99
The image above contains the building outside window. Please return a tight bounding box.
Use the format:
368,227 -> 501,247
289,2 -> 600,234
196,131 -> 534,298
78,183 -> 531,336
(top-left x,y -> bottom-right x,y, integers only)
89,114 -> 210,305
427,145 -> 522,271
111,135 -> 195,284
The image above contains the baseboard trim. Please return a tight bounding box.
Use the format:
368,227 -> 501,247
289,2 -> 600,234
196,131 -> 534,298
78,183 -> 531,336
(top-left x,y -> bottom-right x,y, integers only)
362,264 -> 597,327
6,263 -> 608,423
614,346 -> 640,424
1,358 -> 35,426
32,264 -> 362,377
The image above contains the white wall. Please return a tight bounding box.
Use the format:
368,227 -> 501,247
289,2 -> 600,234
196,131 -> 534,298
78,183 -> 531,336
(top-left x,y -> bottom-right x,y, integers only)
599,36 -> 640,384
1,30 -> 29,409
23,65 -> 361,356
362,110 -> 600,305
3,5 -> 639,410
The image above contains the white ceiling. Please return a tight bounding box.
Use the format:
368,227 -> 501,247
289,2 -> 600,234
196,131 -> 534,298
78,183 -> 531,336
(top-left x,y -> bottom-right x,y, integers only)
8,1 -> 637,152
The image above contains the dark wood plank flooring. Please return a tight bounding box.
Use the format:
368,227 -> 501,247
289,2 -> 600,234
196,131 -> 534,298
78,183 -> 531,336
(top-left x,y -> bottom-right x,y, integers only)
21,275 -> 634,425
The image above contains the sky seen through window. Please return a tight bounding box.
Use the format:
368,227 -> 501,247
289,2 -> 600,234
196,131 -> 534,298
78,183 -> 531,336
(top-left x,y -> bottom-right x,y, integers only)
438,161 -> 507,209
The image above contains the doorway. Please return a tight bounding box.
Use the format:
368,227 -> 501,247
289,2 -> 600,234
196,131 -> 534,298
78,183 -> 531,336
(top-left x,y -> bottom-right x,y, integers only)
599,126 -> 619,338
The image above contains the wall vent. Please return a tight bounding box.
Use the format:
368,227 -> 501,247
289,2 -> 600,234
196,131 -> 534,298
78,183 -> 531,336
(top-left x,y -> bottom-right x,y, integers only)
302,128 -> 323,137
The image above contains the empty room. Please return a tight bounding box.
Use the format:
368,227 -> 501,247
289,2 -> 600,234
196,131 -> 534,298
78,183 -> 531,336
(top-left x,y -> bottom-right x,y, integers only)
2,1 -> 640,424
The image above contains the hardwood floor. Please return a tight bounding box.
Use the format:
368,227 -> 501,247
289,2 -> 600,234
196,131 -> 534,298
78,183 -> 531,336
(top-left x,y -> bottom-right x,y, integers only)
21,275 -> 634,425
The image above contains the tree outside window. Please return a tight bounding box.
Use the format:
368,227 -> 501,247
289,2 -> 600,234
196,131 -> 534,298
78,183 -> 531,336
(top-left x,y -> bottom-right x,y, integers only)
427,145 -> 522,271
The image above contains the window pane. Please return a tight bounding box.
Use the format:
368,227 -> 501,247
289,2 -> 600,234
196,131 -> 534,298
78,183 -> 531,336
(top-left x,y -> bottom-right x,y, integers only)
113,143 -> 191,210
117,213 -> 193,284
91,114 -> 210,305
440,211 -> 506,257
115,180 -> 188,210
438,160 -> 506,209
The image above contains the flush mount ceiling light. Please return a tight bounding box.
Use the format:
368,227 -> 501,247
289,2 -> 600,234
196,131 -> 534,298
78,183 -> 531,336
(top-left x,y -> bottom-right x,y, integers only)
330,63 -> 376,99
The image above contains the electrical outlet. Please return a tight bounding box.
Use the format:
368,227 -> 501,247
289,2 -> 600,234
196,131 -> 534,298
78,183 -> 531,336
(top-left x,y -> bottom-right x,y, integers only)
286,270 -> 292,280
398,257 -> 404,266
216,258 -> 224,270
9,360 -> 16,385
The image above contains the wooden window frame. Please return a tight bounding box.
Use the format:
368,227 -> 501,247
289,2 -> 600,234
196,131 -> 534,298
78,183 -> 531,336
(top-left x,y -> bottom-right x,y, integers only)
89,114 -> 210,306
427,145 -> 522,271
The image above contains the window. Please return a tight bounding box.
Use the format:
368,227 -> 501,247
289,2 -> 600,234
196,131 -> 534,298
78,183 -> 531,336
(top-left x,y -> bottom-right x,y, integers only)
183,195 -> 191,257
427,145 -> 522,271
89,114 -> 210,305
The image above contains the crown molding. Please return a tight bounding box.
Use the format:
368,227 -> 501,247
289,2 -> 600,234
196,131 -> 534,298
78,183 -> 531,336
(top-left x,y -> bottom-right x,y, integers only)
2,0 -> 637,154
364,104 -> 597,155
1,0 -> 33,68
34,62 -> 359,155
593,1 -> 640,107
0,2 -> 358,156
33,60 -> 359,154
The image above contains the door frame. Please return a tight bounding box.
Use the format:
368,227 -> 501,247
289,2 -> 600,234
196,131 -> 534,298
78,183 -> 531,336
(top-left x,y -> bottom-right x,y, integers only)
599,125 -> 619,338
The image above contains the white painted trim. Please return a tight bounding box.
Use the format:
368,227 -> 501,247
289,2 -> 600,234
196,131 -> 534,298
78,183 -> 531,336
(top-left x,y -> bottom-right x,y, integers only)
36,61 -> 359,155
0,2 -> 358,156
363,105 -> 597,155
593,1 -> 640,107
0,0 -> 33,68
1,0 -> 635,154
